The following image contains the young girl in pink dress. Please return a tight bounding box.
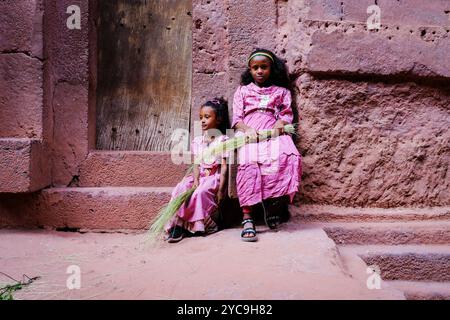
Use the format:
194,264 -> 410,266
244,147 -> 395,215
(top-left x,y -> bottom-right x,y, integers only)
165,98 -> 230,243
232,49 -> 302,242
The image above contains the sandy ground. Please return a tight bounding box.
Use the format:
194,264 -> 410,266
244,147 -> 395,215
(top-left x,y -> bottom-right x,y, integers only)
0,221 -> 405,300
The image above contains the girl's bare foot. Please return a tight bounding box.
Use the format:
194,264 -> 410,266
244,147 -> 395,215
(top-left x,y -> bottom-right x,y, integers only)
241,213 -> 258,242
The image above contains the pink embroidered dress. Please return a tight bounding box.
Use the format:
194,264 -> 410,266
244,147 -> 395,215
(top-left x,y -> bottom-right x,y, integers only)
165,134 -> 229,234
232,82 -> 302,207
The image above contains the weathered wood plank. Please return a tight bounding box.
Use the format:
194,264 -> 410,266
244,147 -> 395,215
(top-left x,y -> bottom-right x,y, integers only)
96,0 -> 192,151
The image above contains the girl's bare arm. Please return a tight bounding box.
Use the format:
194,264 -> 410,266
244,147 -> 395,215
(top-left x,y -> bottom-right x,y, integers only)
217,158 -> 228,203
193,164 -> 200,187
219,158 -> 228,192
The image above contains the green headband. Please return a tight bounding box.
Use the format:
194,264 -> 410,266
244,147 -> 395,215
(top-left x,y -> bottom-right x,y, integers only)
247,52 -> 274,65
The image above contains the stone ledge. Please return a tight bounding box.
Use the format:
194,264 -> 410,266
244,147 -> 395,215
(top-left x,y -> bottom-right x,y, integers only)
342,244 -> 450,282
319,221 -> 450,245
386,280 -> 450,300
306,29 -> 450,79
0,187 -> 173,230
291,204 -> 450,222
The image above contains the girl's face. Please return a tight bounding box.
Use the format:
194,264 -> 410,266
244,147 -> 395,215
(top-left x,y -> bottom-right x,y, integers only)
249,55 -> 272,86
199,106 -> 220,131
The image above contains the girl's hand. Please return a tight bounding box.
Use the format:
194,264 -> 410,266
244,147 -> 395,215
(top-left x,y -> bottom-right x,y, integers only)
244,127 -> 258,142
273,120 -> 286,135
193,179 -> 200,189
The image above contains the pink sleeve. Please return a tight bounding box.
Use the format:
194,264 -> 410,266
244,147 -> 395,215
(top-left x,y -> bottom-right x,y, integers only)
277,89 -> 294,124
231,86 -> 244,129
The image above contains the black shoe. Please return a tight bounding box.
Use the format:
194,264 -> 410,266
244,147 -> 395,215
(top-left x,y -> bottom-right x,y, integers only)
167,226 -> 185,243
263,197 -> 287,229
278,196 -> 291,223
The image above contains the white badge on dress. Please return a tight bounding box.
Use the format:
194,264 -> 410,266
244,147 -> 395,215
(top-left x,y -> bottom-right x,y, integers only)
259,95 -> 270,111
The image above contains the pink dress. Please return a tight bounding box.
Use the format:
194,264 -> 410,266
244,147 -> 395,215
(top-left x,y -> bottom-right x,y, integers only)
232,82 -> 302,207
165,134 -> 229,234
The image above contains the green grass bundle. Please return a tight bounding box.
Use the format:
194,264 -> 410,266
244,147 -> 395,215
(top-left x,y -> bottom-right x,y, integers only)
197,124 -> 297,163
147,187 -> 195,243
147,124 -> 297,242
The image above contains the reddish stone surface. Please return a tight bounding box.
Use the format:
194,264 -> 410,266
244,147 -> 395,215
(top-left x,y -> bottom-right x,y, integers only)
1,2 -> 449,301
0,139 -> 35,192
345,0 -> 450,27
192,0 -> 228,74
280,2 -> 450,76
0,192 -> 40,226
44,0 -> 91,187
291,204 -> 450,222
0,1 -> 50,194
296,77 -> 450,207
191,72 -> 228,133
347,244 -> 450,282
0,227 -> 405,299
0,0 -> 44,58
322,221 -> 450,245
305,0 -> 343,21
0,187 -> 172,230
301,0 -> 450,27
226,0 -> 278,65
44,0 -> 90,84
51,83 -> 89,186
1,1 -> 450,231
0,54 -> 43,138
307,29 -> 450,78
79,151 -> 190,187
388,281 -> 450,300
0,139 -> 50,193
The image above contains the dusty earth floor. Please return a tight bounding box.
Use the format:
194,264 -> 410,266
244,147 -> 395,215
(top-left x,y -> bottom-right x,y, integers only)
0,219 -> 405,300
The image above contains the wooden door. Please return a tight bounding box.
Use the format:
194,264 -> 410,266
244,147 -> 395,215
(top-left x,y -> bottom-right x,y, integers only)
96,0 -> 192,151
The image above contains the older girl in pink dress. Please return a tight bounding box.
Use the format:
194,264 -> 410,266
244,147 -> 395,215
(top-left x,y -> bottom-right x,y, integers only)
232,49 -> 302,242
165,98 -> 230,243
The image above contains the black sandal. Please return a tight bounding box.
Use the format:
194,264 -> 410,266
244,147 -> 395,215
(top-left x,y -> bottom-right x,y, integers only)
167,226 -> 185,243
240,218 -> 258,242
266,214 -> 280,229
263,199 -> 281,229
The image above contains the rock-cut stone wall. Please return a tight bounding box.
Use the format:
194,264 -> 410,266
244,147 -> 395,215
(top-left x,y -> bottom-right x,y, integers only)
193,0 -> 450,208
1,0 -> 448,209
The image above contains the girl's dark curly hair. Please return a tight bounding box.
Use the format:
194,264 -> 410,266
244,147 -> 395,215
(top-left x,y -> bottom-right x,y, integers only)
241,48 -> 290,89
202,97 -> 230,134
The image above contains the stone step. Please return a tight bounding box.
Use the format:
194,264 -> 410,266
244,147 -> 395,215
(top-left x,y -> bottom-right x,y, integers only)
78,151 -> 191,187
316,221 -> 450,245
1,187 -> 174,231
290,204 -> 450,222
339,245 -> 450,282
386,281 -> 450,300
